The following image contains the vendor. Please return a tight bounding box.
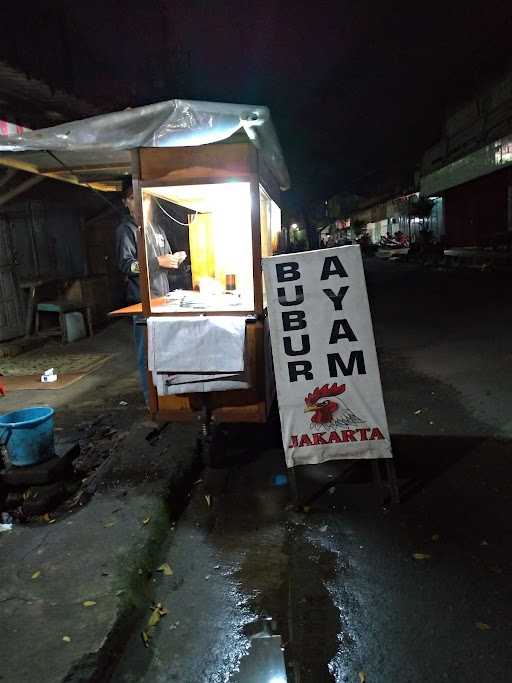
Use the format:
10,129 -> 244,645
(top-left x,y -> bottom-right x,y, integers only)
117,179 -> 185,302
116,179 -> 186,402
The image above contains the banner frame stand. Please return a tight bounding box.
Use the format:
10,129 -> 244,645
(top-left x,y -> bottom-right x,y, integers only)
289,457 -> 400,510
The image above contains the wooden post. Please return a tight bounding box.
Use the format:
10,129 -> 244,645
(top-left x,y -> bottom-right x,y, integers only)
131,150 -> 158,414
130,150 -> 151,318
250,176 -> 263,314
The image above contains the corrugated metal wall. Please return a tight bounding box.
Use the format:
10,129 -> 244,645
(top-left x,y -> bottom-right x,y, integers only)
444,167 -> 511,246
5,200 -> 86,282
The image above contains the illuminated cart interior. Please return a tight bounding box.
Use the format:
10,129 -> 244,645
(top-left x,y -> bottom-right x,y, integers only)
0,99 -> 290,456
132,142 -> 285,428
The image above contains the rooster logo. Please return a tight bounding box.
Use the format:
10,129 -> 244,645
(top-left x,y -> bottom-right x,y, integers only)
304,383 -> 364,427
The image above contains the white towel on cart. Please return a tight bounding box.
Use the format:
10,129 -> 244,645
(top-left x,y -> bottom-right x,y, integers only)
152,371 -> 249,395
147,316 -> 246,373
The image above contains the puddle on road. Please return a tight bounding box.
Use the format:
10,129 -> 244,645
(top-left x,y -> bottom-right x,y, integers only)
230,618 -> 287,683
228,519 -> 355,683
213,449 -> 353,683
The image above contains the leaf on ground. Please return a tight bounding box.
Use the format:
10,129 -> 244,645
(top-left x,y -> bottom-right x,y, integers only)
62,636 -> 71,643
476,622 -> 491,631
319,525 -> 328,533
143,517 -> 151,525
359,672 -> 366,683
82,600 -> 97,608
141,631 -> 150,647
31,571 -> 41,580
414,409 -> 422,415
48,519 -> 56,524
104,521 -> 116,528
148,610 -> 161,628
116,589 -> 125,597
147,602 -> 169,628
204,495 -> 211,507
157,563 -> 173,576
413,553 -> 431,560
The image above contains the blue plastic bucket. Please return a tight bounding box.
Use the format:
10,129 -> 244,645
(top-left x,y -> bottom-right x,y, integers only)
0,407 -> 55,466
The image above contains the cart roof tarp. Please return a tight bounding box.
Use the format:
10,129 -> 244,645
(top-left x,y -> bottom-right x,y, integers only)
0,99 -> 290,191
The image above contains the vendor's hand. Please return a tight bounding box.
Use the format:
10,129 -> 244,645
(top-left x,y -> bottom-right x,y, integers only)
175,251 -> 187,265
158,254 -> 181,269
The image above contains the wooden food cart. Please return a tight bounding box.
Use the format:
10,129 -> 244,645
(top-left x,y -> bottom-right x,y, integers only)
0,100 -> 290,460
115,141 -> 285,450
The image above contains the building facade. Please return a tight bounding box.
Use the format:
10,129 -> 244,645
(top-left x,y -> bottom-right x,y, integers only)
420,68 -> 512,246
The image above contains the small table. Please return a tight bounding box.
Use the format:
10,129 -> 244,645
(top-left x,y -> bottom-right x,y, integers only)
35,301 -> 93,344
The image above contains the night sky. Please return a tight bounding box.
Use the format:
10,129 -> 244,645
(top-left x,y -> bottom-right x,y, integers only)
2,0 -> 512,202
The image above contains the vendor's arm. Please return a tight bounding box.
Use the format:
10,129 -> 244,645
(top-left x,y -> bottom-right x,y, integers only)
157,230 -> 186,269
116,220 -> 142,274
117,219 -> 165,274
158,253 -> 184,269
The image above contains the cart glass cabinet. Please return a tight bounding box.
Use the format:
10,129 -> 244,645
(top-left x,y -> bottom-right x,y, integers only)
132,141 -> 285,424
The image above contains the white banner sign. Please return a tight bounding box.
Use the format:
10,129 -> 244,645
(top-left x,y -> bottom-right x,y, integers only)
263,245 -> 392,468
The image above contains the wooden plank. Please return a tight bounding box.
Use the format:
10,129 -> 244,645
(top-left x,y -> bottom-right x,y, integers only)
213,402 -> 267,423
109,302 -> 143,317
155,394 -> 193,419
250,177 -> 264,314
131,151 -> 157,413
109,300 -> 257,317
139,143 -> 257,184
154,402 -> 266,424
131,150 -> 151,319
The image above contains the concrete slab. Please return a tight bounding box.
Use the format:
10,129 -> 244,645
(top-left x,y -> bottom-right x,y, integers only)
0,492 -> 168,683
0,319 -> 201,683
0,319 -> 140,414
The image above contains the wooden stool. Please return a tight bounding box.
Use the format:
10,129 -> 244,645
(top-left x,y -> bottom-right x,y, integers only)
35,301 -> 93,344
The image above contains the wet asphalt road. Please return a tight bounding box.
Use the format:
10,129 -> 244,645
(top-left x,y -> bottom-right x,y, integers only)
111,260 -> 512,683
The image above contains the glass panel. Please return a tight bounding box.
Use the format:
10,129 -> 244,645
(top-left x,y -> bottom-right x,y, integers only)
142,182 -> 254,313
270,197 -> 282,253
260,187 -> 272,258
259,188 -> 271,308
259,186 -> 282,307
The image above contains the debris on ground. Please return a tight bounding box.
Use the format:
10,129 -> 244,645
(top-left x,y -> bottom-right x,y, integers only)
0,442 -> 81,523
0,413 -> 130,525
141,602 -> 169,647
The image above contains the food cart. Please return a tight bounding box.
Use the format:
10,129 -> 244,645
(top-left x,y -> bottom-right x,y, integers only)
0,100 -> 290,461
